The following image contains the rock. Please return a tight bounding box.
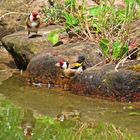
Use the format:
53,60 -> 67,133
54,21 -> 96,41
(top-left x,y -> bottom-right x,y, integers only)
26,42 -> 140,102
0,47 -> 17,83
26,42 -> 104,85
1,25 -> 63,70
26,53 -> 59,84
71,60 -> 140,102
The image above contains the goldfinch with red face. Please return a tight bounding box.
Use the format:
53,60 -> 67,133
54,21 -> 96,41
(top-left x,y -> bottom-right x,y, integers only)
26,12 -> 40,37
55,60 -> 85,78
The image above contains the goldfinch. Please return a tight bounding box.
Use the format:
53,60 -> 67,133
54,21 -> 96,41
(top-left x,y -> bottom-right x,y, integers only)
55,60 -> 85,78
26,12 -> 40,37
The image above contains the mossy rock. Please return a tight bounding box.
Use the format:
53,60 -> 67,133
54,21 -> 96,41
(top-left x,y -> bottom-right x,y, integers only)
1,25 -> 63,70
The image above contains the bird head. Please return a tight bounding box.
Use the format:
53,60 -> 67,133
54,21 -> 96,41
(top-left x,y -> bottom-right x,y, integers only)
55,60 -> 69,70
30,12 -> 40,21
24,127 -> 33,136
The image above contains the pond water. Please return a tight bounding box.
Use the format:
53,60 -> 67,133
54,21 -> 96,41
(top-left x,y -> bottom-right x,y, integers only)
0,75 -> 140,138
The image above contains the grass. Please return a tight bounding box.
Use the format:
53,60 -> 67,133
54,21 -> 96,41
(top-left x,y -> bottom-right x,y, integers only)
0,100 -> 139,140
43,0 -> 140,62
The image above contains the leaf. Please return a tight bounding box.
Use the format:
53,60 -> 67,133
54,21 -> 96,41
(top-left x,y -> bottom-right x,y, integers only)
89,6 -> 102,16
116,9 -> 125,22
64,12 -> 79,26
125,0 -> 135,17
47,31 -> 60,45
121,43 -> 129,56
112,40 -> 123,60
89,6 -> 113,17
112,41 -> 128,60
136,0 -> 140,6
99,39 -> 110,57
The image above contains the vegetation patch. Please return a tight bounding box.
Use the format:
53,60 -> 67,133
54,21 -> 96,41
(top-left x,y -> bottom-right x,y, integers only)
43,0 -> 140,62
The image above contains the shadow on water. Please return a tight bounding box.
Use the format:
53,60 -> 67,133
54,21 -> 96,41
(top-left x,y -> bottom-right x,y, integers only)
0,75 -> 140,137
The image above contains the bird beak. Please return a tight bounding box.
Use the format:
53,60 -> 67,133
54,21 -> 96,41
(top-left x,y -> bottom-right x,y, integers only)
36,15 -> 40,19
55,63 -> 60,67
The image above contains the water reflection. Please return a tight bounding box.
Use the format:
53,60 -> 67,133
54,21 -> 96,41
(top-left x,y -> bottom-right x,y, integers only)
21,109 -> 36,138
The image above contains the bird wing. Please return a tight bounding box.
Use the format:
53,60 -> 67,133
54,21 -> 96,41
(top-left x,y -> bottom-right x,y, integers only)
70,63 -> 82,69
26,16 -> 32,28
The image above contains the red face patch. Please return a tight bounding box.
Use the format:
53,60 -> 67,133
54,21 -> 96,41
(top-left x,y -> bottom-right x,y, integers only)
32,12 -> 38,17
32,12 -> 38,21
59,60 -> 64,67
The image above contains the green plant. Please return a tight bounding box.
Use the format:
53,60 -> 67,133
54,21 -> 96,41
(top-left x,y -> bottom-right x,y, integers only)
136,0 -> 140,5
99,38 -> 129,61
63,0 -> 140,41
89,0 -> 139,61
64,12 -> 79,26
112,40 -> 128,61
64,0 -> 93,39
0,101 -> 24,140
43,4 -> 64,24
99,38 -> 110,58
43,0 -> 140,61
65,0 -> 77,13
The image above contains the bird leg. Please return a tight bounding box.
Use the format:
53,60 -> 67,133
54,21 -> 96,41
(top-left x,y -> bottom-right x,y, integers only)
28,31 -> 30,38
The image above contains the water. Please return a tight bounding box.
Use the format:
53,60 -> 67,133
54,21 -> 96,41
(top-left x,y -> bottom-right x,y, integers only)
0,75 -> 140,138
